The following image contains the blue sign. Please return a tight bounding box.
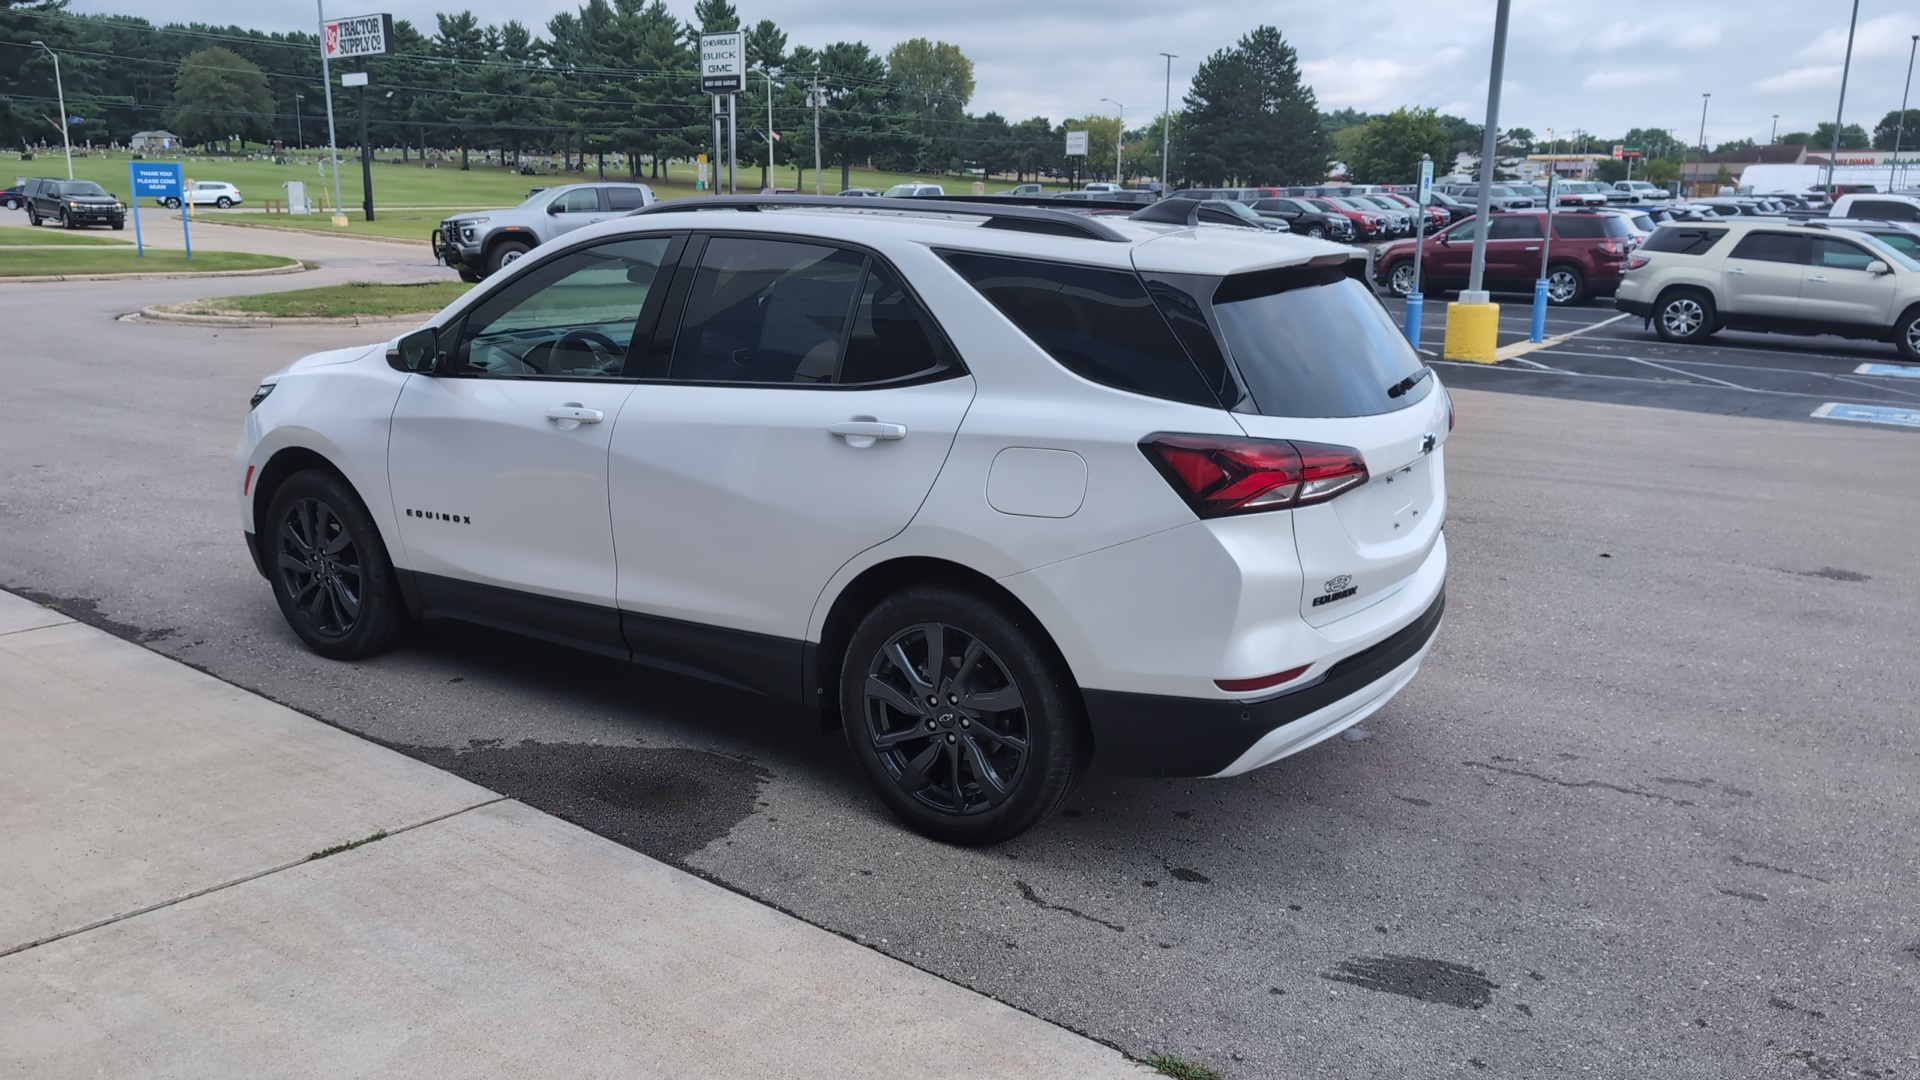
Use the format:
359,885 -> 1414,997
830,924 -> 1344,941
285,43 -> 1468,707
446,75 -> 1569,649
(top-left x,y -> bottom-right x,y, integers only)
69,116 -> 84,125
1854,363 -> 1920,379
1813,402 -> 1920,428
130,162 -> 183,199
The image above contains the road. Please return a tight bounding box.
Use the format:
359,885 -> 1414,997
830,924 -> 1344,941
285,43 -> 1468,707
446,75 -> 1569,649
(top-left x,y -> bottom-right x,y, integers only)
2,224 -> 1917,1078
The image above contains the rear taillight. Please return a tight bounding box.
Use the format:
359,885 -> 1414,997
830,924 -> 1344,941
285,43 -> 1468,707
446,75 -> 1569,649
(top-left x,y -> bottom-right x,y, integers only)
1141,434 -> 1370,519
1625,253 -> 1649,271
1599,240 -> 1629,257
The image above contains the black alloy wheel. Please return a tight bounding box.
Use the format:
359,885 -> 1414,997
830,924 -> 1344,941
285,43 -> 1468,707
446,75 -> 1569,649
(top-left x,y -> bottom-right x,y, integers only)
842,587 -> 1085,845
265,469 -> 407,659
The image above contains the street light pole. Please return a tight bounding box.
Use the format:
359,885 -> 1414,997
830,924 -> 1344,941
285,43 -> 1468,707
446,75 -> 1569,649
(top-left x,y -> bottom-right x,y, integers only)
295,93 -> 305,149
315,0 -> 347,225
1465,0 -> 1511,297
1769,114 -> 1778,144
1894,36 -> 1918,194
1695,93 -> 1710,196
1159,53 -> 1176,197
30,42 -> 72,180
1826,0 -> 1861,193
1101,98 -> 1124,184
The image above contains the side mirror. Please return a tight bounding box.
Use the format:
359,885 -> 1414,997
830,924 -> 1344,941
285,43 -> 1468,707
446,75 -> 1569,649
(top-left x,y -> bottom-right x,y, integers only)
387,328 -> 440,373
1438,232 -> 1451,245
1866,260 -> 1892,276
546,201 -> 564,215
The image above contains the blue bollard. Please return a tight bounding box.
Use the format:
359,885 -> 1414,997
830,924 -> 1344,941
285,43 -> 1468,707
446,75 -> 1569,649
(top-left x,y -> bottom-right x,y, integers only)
1403,291 -> 1424,346
1529,278 -> 1549,343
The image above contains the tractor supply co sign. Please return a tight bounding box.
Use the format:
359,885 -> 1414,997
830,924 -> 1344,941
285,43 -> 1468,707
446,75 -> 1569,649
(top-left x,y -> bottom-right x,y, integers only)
700,32 -> 744,94
1065,130 -> 1089,156
323,13 -> 395,59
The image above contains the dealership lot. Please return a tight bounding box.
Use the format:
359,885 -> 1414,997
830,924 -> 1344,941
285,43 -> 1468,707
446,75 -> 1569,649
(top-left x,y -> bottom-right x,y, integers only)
1381,293 -> 1920,428
3,231 -> 1918,1077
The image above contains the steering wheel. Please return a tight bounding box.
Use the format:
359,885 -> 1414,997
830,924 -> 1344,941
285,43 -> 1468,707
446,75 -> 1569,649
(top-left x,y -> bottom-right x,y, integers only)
550,328 -> 625,374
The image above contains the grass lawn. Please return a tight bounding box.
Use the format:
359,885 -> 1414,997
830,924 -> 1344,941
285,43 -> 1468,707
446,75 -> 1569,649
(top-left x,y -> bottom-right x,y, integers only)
0,249 -> 299,277
0,229 -> 130,246
203,207 -> 468,243
178,280 -> 472,318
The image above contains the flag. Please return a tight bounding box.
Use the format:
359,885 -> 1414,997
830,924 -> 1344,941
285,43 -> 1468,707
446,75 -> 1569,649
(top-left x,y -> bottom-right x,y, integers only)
755,128 -> 781,143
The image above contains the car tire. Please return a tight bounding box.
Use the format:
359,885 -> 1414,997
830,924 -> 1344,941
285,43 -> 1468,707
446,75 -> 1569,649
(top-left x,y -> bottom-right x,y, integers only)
457,267 -> 483,284
1305,225 -> 1326,239
111,222 -> 124,231
165,197 -> 181,209
60,210 -> 76,230
263,469 -> 408,661
840,585 -> 1088,846
2,197 -> 18,211
1653,288 -> 1716,344
1387,261 -> 1424,298
215,197 -> 232,209
27,207 -> 40,227
1895,305 -> 1920,363
487,240 -> 530,275
1545,264 -> 1586,306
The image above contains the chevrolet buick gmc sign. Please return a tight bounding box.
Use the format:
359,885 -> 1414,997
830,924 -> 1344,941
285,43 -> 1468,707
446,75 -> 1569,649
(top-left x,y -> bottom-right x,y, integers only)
323,13 -> 395,59
700,32 -> 744,94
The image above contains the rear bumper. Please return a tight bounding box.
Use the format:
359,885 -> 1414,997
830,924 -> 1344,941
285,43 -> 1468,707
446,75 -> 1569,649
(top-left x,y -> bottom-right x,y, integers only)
1083,588 -> 1444,778
1616,297 -> 1653,318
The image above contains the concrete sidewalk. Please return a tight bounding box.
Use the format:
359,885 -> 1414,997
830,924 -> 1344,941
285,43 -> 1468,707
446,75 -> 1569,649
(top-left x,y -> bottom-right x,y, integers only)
0,590 -> 1145,1078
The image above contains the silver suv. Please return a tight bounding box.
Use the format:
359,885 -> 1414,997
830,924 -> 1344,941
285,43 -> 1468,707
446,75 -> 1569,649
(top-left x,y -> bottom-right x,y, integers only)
433,182 -> 655,281
1615,218 -> 1920,361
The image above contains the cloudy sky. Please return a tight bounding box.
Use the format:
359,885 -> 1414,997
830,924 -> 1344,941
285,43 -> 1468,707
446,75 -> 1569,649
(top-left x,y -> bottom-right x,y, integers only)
75,0 -> 1920,144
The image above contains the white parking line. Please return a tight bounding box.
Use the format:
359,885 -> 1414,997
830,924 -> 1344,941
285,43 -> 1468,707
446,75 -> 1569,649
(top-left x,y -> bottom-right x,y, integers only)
1540,350 -> 1920,401
1811,403 -> 1920,427
1622,356 -> 1752,390
1854,363 -> 1920,378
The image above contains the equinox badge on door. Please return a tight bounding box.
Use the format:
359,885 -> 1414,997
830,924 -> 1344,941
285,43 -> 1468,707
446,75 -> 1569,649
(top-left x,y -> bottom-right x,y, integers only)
1314,575 -> 1358,606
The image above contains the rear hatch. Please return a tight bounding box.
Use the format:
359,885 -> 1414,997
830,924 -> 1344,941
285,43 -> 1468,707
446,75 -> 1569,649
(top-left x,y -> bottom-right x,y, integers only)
1143,258 -> 1448,628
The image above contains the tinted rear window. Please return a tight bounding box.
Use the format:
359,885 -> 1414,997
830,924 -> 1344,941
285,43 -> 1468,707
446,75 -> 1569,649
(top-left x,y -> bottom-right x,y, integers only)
1642,226 -> 1727,255
1729,232 -> 1809,264
943,252 -> 1225,407
1553,215 -> 1630,239
1205,268 -> 1429,418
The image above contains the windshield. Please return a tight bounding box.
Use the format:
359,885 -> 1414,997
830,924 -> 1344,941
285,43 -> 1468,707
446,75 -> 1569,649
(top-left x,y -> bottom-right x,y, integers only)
1203,269 -> 1429,418
60,181 -> 109,197
515,189 -> 559,210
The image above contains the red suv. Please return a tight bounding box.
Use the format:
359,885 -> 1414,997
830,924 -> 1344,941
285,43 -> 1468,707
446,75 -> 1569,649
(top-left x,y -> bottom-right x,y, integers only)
1299,196 -> 1386,240
1371,210 -> 1634,305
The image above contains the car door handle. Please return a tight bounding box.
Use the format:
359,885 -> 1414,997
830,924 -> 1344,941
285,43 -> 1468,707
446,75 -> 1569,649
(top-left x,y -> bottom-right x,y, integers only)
829,420 -> 907,448
1523,246 -> 1540,251
1726,267 -> 1747,275
1806,275 -> 1827,283
546,404 -> 604,430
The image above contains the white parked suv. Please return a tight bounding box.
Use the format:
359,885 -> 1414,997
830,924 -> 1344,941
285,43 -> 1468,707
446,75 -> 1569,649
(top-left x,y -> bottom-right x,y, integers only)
235,195 -> 1450,843
157,180 -> 242,209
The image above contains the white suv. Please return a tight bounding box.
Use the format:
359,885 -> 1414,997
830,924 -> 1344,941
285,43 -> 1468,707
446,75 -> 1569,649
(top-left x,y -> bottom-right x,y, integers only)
236,195 -> 1450,843
158,180 -> 242,209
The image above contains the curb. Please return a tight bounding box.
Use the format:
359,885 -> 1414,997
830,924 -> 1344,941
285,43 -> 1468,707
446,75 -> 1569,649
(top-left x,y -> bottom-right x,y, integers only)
135,304 -> 433,328
195,219 -> 431,247
1,261 -> 306,284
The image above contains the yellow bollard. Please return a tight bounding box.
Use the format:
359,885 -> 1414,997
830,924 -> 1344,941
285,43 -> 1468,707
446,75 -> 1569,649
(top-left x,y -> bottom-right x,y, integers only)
1443,298 -> 1500,363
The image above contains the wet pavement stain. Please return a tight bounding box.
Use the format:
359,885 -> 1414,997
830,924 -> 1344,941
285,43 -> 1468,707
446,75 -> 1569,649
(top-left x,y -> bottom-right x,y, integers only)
6,585 -> 177,643
1167,867 -> 1212,883
1015,880 -> 1125,933
1322,954 -> 1499,1009
1463,760 -> 1696,806
1791,567 -> 1870,583
400,739 -> 772,863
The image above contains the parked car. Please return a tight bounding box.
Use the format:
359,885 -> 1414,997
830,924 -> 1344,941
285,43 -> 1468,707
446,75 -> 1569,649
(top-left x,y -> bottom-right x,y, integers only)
158,180 -> 243,209
1831,193 -> 1920,223
432,182 -> 657,282
1611,181 -> 1673,203
883,183 -> 947,197
1248,197 -> 1356,241
1080,182 -> 1122,194
237,194 -> 1451,843
1807,219 -> 1920,263
1372,191 -> 1449,231
1616,217 -> 1920,360
1299,196 -> 1387,240
23,177 -> 126,230
836,188 -> 882,198
1343,195 -> 1415,236
1372,209 -> 1634,305
1438,183 -> 1536,211
1,184 -> 24,211
759,187 -> 799,195
1692,197 -> 1784,218
998,184 -> 1046,196
1598,206 -> 1658,244
1426,190 -> 1475,223
1554,181 -> 1612,208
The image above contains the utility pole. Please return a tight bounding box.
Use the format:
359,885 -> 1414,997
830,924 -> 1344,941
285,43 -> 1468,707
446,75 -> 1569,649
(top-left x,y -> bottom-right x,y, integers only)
1465,0 -> 1511,297
712,95 -> 722,194
316,0 -> 347,225
30,42 -> 71,180
295,93 -> 305,148
1826,0 -> 1861,193
765,67 -> 775,190
728,92 -> 737,194
1695,93 -> 1710,197
355,77 -> 374,220
1769,114 -> 1778,144
1101,97 -> 1124,184
812,74 -> 822,195
1894,36 -> 1918,194
1158,53 -> 1176,197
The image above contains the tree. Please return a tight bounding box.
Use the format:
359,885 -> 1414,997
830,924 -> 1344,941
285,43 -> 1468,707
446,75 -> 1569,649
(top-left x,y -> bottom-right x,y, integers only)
1179,25 -> 1327,185
164,47 -> 273,149
1345,107 -> 1450,185
1621,127 -> 1682,161
886,38 -> 974,174
1712,164 -> 1733,188
1872,109 -> 1920,150
1712,137 -> 1754,154
1778,130 -> 1815,146
1641,157 -> 1679,186
1594,158 -> 1627,183
1320,107 -> 1377,134
1809,121 -> 1869,151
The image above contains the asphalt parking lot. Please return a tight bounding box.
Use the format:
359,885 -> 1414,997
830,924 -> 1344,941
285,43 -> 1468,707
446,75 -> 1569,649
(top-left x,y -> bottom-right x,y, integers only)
3,231 -> 1918,1079
1377,290 -> 1920,429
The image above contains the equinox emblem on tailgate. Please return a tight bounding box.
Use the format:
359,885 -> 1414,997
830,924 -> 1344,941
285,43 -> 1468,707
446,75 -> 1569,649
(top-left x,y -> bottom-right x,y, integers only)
1315,575 -> 1358,607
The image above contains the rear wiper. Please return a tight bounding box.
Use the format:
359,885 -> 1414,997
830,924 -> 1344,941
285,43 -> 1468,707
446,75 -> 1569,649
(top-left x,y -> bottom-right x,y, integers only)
1386,366 -> 1431,398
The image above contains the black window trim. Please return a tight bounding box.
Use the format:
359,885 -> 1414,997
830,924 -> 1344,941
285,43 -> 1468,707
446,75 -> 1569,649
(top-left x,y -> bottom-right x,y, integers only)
640,229 -> 969,391
433,231 -> 689,383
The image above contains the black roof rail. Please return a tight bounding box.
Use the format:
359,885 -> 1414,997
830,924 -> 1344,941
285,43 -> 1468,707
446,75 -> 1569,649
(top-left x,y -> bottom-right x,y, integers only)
625,194 -> 1130,242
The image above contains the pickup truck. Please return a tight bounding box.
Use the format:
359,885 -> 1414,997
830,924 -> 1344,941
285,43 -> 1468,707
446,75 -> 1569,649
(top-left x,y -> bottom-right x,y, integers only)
432,182 -> 655,281
1609,180 -> 1672,203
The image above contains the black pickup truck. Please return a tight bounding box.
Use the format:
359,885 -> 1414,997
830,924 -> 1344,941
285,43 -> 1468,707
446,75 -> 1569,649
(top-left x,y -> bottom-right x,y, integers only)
24,177 -> 126,229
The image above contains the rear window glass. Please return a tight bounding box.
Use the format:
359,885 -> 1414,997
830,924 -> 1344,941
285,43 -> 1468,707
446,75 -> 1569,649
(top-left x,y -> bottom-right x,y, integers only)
607,187 -> 648,210
1642,226 -> 1727,255
1206,268 -> 1429,418
944,252 -> 1224,407
1553,215 -> 1630,239
1729,232 -> 1809,264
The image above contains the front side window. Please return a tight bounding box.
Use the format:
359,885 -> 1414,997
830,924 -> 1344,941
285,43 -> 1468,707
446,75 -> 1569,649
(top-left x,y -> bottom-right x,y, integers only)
944,252 -> 1223,407
455,236 -> 671,378
670,237 -> 865,383
554,188 -> 601,213
1444,218 -> 1480,242
1815,237 -> 1878,271
1728,232 -> 1810,264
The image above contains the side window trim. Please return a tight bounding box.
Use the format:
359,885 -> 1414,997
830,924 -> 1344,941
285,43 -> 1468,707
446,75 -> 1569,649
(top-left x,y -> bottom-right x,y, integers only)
639,230 -> 966,389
